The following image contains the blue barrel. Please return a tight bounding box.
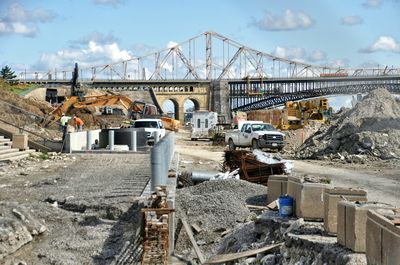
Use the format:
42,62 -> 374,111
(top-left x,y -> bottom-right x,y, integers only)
278,195 -> 293,217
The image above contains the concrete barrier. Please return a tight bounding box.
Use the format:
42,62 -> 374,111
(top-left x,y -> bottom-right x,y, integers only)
65,130 -> 101,152
366,208 -> 400,265
12,134 -> 28,150
323,187 -> 367,235
337,201 -> 394,253
287,176 -> 331,220
267,175 -> 288,204
99,128 -> 147,149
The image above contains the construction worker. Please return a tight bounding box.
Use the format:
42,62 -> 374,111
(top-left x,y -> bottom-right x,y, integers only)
60,113 -> 71,140
73,115 -> 84,132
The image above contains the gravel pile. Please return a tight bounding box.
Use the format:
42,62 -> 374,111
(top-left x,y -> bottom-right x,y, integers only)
175,179 -> 268,259
297,88 -> 400,161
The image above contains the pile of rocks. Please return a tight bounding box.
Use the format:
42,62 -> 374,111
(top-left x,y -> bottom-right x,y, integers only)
283,121 -> 322,155
174,179 -> 268,260
297,88 -> 400,161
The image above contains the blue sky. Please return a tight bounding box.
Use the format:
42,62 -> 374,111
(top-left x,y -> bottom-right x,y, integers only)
1,0 -> 400,76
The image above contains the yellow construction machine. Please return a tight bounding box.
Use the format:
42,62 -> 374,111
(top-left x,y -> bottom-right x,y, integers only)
246,97 -> 332,130
44,94 -> 180,131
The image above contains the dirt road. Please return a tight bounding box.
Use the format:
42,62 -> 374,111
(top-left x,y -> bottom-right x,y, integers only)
1,128 -> 399,264
175,128 -> 400,207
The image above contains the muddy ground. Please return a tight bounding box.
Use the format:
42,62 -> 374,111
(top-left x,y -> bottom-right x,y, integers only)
0,127 -> 399,265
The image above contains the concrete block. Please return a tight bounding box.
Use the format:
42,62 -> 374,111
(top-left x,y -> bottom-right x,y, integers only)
366,208 -> 400,265
287,175 -> 331,220
337,201 -> 394,253
267,175 -> 288,204
12,134 -> 28,150
323,187 -> 367,235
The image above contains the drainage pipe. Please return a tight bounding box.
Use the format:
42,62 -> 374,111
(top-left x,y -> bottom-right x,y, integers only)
191,170 -> 219,183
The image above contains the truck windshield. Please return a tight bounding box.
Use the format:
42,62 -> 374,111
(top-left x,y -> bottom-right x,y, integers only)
133,121 -> 158,128
251,124 -> 276,131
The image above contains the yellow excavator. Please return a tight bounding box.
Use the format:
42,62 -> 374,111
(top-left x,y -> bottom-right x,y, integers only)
44,63 -> 179,131
44,94 -> 180,131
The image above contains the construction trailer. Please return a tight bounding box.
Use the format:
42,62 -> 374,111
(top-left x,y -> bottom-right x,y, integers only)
190,111 -> 219,140
246,97 -> 332,130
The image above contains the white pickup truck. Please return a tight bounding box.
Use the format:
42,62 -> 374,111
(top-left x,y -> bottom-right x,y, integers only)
131,118 -> 166,144
225,121 -> 285,151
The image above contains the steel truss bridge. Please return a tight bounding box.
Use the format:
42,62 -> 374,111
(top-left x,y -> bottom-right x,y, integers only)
19,31 -> 400,111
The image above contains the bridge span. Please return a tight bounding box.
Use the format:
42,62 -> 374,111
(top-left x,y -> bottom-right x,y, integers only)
17,32 -> 400,122
21,74 -> 400,122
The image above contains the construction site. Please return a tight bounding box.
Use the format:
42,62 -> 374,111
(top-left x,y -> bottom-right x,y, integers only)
0,78 -> 399,265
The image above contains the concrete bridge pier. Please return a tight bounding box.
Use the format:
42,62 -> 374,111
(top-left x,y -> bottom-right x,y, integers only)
211,81 -> 231,122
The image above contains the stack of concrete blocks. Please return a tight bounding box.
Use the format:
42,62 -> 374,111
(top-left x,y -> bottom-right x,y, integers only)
337,201 -> 394,253
366,208 -> 400,265
12,133 -> 28,150
287,175 -> 332,220
267,175 -> 288,204
323,187 -> 367,235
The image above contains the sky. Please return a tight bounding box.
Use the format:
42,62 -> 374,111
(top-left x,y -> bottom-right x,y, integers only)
1,0 -> 400,75
0,0 -> 399,112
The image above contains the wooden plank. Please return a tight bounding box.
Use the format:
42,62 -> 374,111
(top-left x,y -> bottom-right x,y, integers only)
246,204 -> 269,210
204,242 -> 283,264
181,217 -> 206,264
141,208 -> 175,213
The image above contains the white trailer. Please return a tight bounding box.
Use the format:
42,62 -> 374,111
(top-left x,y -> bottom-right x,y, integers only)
190,111 -> 218,140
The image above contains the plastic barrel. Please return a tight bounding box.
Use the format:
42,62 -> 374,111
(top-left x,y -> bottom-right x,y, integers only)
278,195 -> 293,217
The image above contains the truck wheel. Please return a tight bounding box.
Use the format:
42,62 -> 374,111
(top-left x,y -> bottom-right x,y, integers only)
228,139 -> 236,150
252,139 -> 259,150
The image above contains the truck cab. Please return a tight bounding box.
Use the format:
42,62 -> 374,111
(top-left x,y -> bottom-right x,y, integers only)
131,118 -> 166,144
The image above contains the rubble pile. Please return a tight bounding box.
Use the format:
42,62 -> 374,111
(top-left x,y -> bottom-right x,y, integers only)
0,202 -> 47,260
175,179 -> 268,259
283,121 -> 322,155
297,88 -> 400,161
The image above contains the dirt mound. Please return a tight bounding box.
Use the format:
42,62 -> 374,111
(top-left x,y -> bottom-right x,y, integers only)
0,87 -> 62,139
297,88 -> 400,160
175,179 -> 267,259
0,88 -> 52,117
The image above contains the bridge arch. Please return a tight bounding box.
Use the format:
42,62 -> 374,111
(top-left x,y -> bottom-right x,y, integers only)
154,84 -> 209,123
161,98 -> 179,120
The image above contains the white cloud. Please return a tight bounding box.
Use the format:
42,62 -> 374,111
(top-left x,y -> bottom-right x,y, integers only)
363,0 -> 381,8
308,49 -> 327,62
70,31 -> 118,47
273,46 -> 306,62
0,3 -> 55,37
272,47 -> 329,64
167,41 -> 179,49
35,41 -> 132,71
328,58 -> 350,68
94,0 -> 125,7
360,36 -> 400,53
341,16 -> 363,26
251,9 -> 313,31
